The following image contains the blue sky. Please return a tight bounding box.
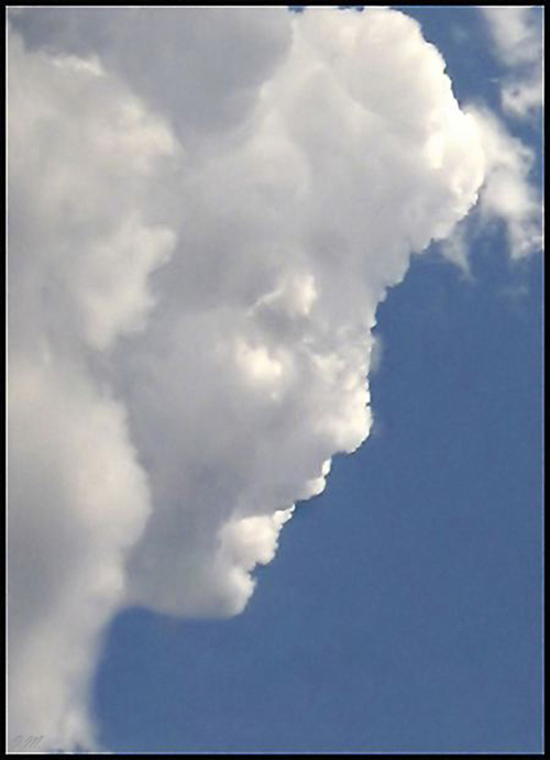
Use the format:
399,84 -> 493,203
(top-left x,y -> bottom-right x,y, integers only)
91,7 -> 543,754
8,6 -> 543,755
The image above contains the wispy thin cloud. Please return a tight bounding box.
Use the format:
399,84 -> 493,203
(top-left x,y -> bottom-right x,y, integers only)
479,6 -> 543,120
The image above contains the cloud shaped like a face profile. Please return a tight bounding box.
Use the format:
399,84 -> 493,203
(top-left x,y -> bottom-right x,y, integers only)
114,7 -> 487,619
7,7 -> 541,752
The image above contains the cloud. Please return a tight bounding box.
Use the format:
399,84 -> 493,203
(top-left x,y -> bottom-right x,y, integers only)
7,7 -> 542,751
468,105 -> 543,258
8,24 -> 177,750
479,6 -> 543,120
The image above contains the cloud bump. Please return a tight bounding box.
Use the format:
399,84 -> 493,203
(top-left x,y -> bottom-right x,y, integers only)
7,7 -> 542,751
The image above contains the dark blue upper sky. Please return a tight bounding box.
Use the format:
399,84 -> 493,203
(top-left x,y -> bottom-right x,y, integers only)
92,8 -> 543,754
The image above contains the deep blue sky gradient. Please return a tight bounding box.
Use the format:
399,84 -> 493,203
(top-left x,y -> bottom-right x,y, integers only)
93,8 -> 543,753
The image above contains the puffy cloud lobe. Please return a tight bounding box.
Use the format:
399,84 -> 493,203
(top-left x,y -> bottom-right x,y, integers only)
8,25 -> 176,750
7,6 -> 541,752
8,359 -> 151,750
8,30 -> 178,354
8,6 -> 293,147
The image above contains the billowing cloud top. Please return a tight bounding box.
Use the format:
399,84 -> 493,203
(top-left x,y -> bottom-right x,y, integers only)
7,7 -> 542,752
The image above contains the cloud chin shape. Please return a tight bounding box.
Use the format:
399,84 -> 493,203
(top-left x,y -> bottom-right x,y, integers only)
8,7 -> 541,752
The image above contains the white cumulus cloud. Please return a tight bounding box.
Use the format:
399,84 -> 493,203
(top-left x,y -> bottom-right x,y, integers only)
7,7 -> 542,752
